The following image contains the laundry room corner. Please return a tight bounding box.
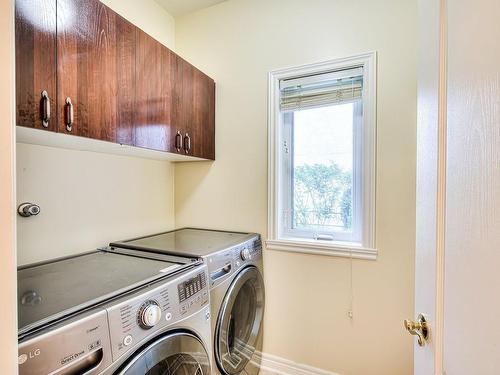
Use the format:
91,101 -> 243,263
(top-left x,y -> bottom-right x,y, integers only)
173,1 -> 417,374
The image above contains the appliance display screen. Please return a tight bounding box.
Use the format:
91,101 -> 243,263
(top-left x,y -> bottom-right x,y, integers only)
178,273 -> 206,303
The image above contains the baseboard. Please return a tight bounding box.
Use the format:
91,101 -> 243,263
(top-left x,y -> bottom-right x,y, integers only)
256,352 -> 342,375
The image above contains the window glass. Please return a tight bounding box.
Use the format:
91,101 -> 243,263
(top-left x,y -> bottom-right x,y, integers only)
292,103 -> 355,235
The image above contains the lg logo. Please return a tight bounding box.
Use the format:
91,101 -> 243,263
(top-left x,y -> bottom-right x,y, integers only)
18,349 -> 41,365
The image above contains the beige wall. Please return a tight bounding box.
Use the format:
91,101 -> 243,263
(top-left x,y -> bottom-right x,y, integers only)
17,144 -> 176,265
0,0 -> 17,373
16,1 -> 177,265
174,1 -> 417,374
101,0 -> 175,49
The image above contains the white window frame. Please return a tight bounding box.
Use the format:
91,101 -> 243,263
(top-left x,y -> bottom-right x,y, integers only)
267,52 -> 377,260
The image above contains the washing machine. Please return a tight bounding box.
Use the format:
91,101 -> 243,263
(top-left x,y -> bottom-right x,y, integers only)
111,228 -> 265,375
18,247 -> 213,375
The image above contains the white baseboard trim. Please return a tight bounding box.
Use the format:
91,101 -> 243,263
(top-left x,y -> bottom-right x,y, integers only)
256,352 -> 342,375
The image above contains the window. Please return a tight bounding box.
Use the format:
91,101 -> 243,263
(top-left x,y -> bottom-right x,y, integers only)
267,53 -> 376,259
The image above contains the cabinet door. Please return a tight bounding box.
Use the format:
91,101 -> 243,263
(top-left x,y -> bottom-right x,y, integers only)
15,0 -> 57,131
192,69 -> 215,160
57,0 -> 135,143
134,29 -> 174,152
172,56 -> 195,156
173,56 -> 215,160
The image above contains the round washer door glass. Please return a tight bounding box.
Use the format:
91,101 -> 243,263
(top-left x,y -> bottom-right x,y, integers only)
117,332 -> 210,375
216,266 -> 265,375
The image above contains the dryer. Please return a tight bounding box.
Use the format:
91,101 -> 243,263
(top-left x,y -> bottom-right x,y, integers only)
18,248 -> 213,375
111,228 -> 265,375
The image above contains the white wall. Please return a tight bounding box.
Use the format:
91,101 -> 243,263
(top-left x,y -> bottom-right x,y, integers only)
174,0 -> 417,374
0,0 -> 17,372
16,0 -> 177,265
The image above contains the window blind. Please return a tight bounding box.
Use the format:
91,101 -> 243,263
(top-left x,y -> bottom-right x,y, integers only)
279,67 -> 363,112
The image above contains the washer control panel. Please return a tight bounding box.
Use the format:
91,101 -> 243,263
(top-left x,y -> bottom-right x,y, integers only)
178,272 -> 209,316
233,236 -> 262,271
137,300 -> 162,329
208,235 -> 262,287
107,265 -> 209,362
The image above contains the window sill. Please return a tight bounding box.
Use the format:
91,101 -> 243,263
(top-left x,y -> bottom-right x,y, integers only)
265,238 -> 377,260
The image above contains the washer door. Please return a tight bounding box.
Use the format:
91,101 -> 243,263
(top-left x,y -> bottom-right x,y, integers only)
215,266 -> 265,375
117,332 -> 210,375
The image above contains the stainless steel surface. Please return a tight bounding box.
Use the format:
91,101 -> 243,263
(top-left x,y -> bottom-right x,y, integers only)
106,267 -> 209,362
18,310 -> 112,375
19,263 -> 213,375
184,133 -> 191,153
111,228 -> 256,258
41,91 -> 50,128
65,97 -> 73,131
209,237 -> 264,375
215,266 -> 264,375
17,203 -> 41,217
113,229 -> 265,375
18,249 -> 196,336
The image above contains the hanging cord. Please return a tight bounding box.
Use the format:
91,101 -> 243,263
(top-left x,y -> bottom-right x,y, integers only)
348,248 -> 354,319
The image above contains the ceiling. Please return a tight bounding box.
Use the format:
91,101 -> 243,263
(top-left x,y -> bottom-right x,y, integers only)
155,0 -> 227,17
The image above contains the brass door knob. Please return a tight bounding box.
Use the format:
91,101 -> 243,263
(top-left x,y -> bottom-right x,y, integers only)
404,313 -> 429,346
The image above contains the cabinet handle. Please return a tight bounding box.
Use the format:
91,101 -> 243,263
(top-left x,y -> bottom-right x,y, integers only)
65,97 -> 74,132
41,91 -> 50,128
175,131 -> 183,152
184,133 -> 191,154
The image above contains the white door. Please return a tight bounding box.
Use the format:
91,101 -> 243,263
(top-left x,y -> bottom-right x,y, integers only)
414,0 -> 500,374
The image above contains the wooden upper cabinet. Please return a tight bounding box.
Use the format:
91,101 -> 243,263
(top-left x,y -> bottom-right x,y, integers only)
56,0 -> 135,144
172,56 -> 194,156
134,29 -> 174,152
15,0 -> 57,131
192,68 -> 215,160
173,56 -> 215,160
15,0 -> 215,159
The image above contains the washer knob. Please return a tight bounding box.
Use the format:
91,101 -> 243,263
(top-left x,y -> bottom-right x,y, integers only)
240,248 -> 251,261
138,301 -> 162,329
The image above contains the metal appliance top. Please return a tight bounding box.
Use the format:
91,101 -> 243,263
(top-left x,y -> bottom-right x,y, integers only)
18,249 -> 198,337
110,228 -> 258,258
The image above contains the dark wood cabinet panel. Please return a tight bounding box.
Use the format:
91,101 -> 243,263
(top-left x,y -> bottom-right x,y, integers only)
115,15 -> 136,146
15,0 -> 215,159
173,56 -> 215,160
172,56 -> 194,156
134,29 -> 174,152
57,0 -> 135,144
15,0 -> 57,131
192,68 -> 215,160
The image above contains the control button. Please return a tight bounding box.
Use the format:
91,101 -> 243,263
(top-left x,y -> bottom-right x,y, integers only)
123,335 -> 133,346
165,312 -> 172,321
240,248 -> 251,261
138,300 -> 162,329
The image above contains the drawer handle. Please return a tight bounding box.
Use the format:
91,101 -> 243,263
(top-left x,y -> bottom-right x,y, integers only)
184,133 -> 191,154
175,131 -> 183,152
41,91 -> 50,128
65,97 -> 74,132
